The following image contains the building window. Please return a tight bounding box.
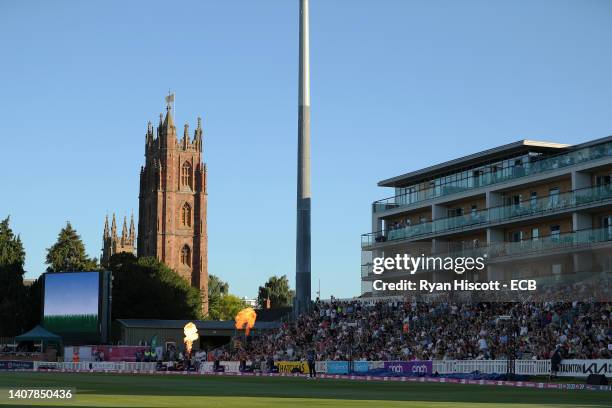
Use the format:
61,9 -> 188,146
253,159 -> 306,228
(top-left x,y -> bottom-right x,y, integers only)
548,187 -> 560,207
530,192 -> 537,208
448,207 -> 463,217
550,225 -> 560,240
531,228 -> 539,241
596,175 -> 611,187
181,245 -> 191,267
473,170 -> 481,187
181,203 -> 192,227
181,162 -> 193,189
602,216 -> 612,237
510,231 -> 523,242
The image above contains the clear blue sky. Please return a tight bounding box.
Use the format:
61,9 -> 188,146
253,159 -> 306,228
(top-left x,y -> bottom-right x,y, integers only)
1,0 -> 611,299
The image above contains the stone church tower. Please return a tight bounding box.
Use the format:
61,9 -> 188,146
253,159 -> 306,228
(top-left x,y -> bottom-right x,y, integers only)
137,104 -> 208,315
101,213 -> 136,268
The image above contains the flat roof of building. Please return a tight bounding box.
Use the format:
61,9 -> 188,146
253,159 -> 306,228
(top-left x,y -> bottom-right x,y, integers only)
116,319 -> 281,331
378,139 -> 575,188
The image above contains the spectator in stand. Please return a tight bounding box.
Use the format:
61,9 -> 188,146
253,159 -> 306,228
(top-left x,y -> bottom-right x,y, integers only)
226,299 -> 611,363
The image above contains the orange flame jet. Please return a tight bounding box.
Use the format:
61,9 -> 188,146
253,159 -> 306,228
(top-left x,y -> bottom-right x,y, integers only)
183,322 -> 198,355
234,307 -> 257,336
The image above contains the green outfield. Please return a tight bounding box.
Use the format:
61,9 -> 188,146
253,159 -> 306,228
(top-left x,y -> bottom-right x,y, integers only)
0,372 -> 609,408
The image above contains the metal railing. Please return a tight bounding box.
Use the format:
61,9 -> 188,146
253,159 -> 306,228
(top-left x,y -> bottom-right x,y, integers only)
440,227 -> 612,260
362,185 -> 612,247
373,140 -> 612,213
360,228 -> 612,278
34,361 -> 157,371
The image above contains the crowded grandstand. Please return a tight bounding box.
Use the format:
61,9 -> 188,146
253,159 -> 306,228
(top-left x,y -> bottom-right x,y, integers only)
224,299 -> 611,363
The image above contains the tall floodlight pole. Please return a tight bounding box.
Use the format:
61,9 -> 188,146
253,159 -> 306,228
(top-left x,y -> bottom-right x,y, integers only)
296,0 -> 311,315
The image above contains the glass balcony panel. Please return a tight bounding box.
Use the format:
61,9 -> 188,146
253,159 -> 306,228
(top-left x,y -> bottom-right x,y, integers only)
373,141 -> 612,213
438,227 -> 612,259
362,185 -> 612,248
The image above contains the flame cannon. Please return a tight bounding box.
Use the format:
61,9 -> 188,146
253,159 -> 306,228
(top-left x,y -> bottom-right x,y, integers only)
183,322 -> 199,356
234,307 -> 257,336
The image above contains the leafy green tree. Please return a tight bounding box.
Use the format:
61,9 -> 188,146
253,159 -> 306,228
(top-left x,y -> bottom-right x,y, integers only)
207,274 -> 229,320
24,276 -> 43,331
216,294 -> 246,321
0,217 -> 27,336
257,275 -> 294,309
46,222 -> 98,272
109,253 -> 202,320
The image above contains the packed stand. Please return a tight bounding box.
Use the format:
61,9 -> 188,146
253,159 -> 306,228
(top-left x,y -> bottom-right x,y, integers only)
229,299 -> 611,362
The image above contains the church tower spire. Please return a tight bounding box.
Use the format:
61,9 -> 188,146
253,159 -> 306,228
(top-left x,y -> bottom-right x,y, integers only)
194,116 -> 203,151
103,215 -> 110,239
101,211 -> 136,269
138,96 -> 209,315
160,105 -> 176,149
164,105 -> 175,129
129,212 -> 135,244
111,213 -> 117,239
182,123 -> 189,148
146,121 -> 153,147
121,215 -> 128,244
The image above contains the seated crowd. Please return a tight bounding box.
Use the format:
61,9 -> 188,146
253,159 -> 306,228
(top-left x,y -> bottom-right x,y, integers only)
225,299 -> 611,362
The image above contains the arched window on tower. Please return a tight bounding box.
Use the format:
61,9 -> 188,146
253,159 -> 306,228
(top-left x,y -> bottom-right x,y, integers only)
181,245 -> 191,267
181,203 -> 192,227
181,161 -> 193,189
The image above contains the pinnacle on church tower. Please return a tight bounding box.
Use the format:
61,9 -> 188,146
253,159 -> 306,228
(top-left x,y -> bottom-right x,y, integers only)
194,116 -> 203,150
101,211 -> 136,269
121,216 -> 128,244
146,121 -> 153,145
103,215 -> 110,239
129,212 -> 135,244
182,123 -> 190,149
111,213 -> 117,239
163,105 -> 175,130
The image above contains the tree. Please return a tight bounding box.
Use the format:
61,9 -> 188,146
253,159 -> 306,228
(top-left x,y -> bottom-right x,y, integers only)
23,276 -> 43,332
46,222 -> 98,272
257,275 -> 294,309
216,294 -> 246,321
207,274 -> 229,320
0,217 -> 27,336
109,253 -> 202,320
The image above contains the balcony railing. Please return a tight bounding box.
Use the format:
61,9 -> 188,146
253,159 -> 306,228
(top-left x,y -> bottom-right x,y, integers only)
441,227 -> 612,260
361,185 -> 612,248
373,141 -> 612,213
360,228 -> 612,278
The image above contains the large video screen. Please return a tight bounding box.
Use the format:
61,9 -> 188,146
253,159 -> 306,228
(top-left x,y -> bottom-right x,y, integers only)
43,272 -> 100,334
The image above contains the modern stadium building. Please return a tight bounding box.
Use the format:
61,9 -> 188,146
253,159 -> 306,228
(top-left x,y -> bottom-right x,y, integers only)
361,136 -> 612,297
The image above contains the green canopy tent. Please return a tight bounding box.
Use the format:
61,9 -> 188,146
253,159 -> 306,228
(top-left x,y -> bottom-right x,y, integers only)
15,325 -> 62,350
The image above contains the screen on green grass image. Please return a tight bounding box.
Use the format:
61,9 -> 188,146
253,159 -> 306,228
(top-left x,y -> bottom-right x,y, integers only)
43,272 -> 99,334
